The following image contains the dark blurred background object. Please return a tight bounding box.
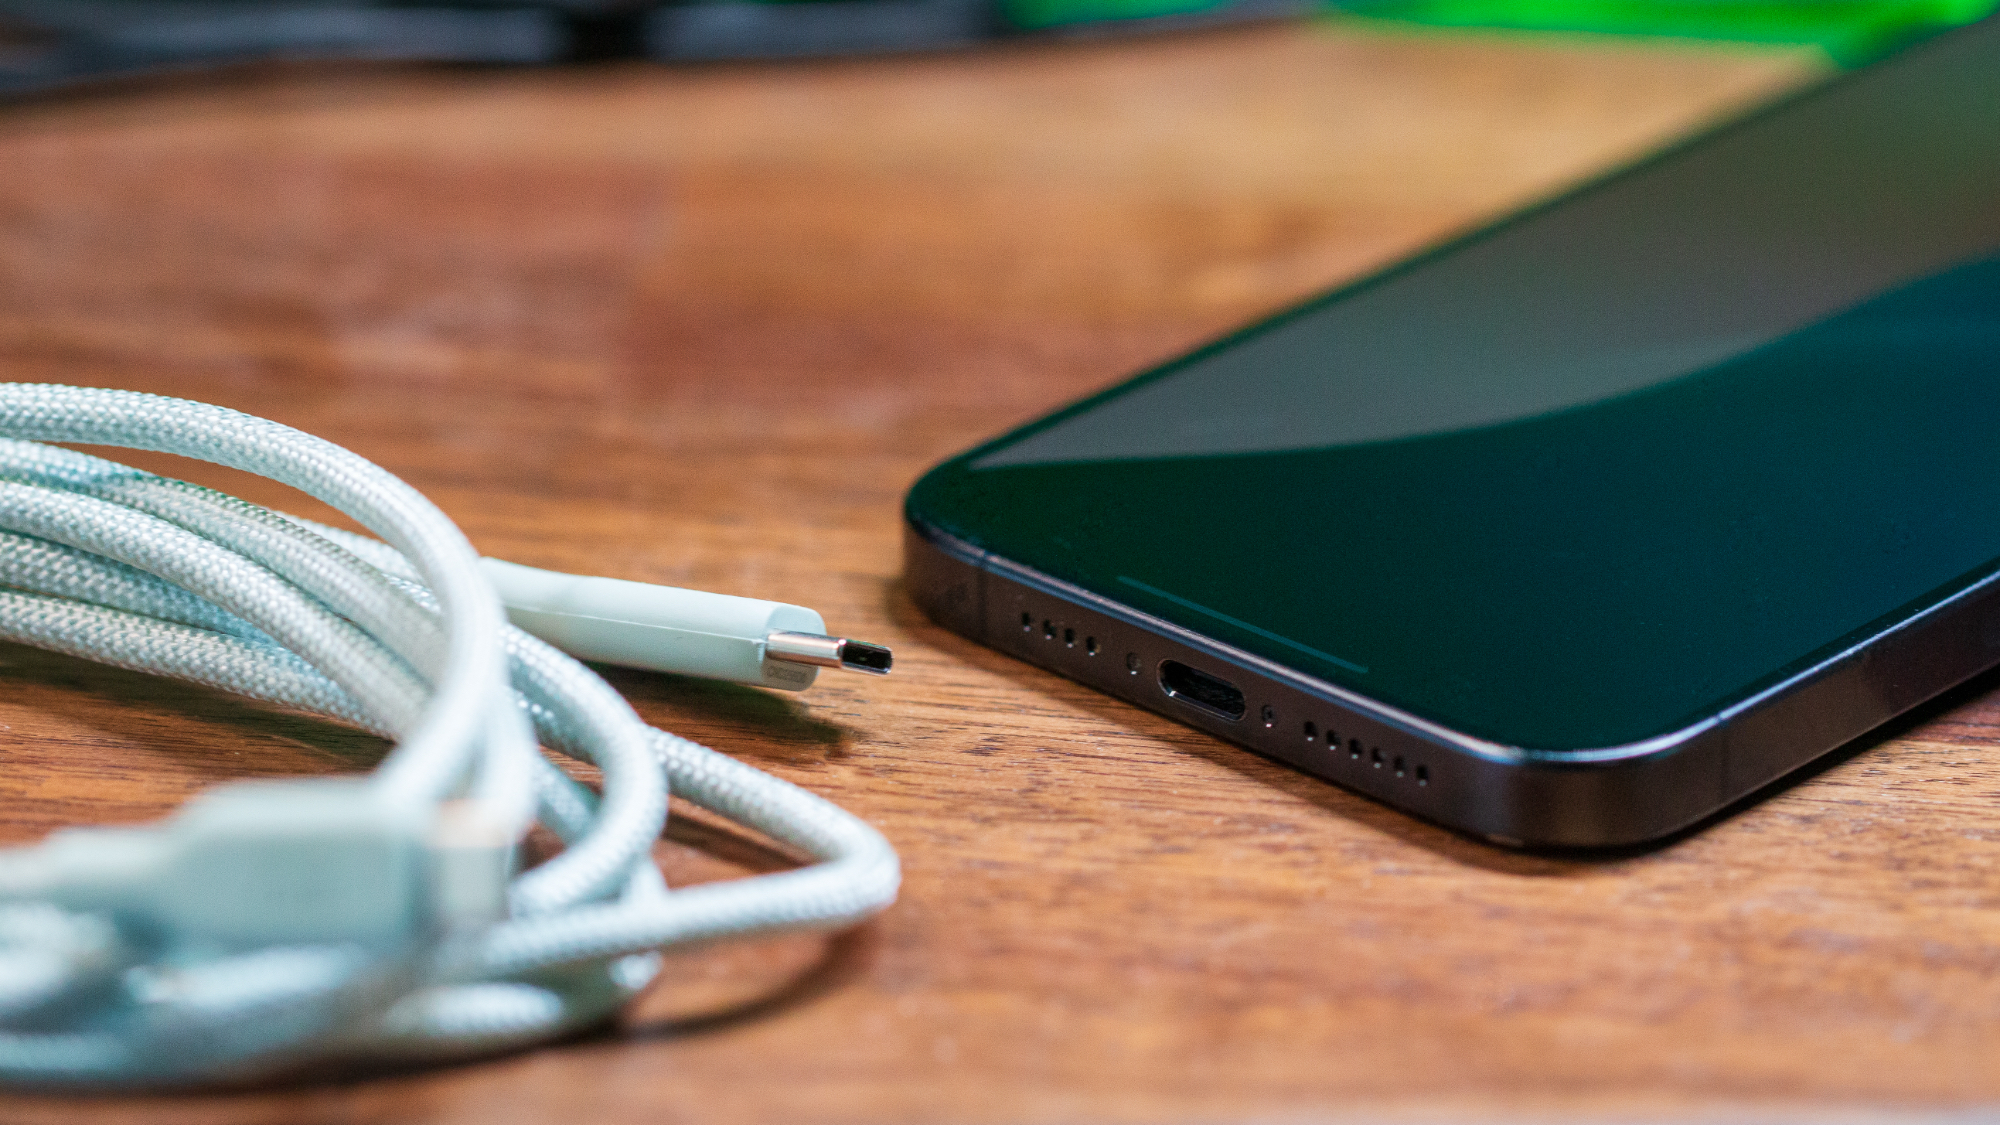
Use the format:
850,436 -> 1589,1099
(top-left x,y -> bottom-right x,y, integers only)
0,0 -> 1311,95
0,0 -> 1991,97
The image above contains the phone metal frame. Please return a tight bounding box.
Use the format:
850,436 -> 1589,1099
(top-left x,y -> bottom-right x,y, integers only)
906,518 -> 2000,848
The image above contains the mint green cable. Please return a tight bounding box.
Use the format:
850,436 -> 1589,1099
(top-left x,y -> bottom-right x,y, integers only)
0,387 -> 900,1085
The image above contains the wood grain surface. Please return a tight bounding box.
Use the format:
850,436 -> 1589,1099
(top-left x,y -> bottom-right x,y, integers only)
3,18 -> 1985,1123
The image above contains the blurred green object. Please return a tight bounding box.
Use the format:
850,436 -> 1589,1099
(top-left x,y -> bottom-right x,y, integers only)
1342,0 -> 1998,62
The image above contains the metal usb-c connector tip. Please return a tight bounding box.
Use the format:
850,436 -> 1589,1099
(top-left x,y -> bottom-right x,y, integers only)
835,639 -> 894,675
765,631 -> 894,676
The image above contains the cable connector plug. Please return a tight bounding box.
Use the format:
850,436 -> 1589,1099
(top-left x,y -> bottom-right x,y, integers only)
0,780 -> 513,954
764,631 -> 893,675
479,559 -> 892,691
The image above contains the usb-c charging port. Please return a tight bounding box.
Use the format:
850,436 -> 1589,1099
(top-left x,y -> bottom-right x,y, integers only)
1159,660 -> 1246,721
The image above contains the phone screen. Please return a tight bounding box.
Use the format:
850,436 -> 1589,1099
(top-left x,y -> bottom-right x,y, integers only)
908,18 -> 2000,752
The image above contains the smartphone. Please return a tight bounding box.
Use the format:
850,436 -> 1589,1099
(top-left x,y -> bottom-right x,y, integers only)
903,15 -> 2000,849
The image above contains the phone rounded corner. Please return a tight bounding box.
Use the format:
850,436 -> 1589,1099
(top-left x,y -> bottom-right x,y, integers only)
901,514 -> 988,643
1465,720 -> 1731,851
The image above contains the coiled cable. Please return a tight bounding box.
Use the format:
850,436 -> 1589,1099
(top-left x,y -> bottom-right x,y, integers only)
0,382 -> 901,1085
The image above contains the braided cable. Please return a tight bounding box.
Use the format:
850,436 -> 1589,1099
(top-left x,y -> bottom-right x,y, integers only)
0,385 -> 900,1085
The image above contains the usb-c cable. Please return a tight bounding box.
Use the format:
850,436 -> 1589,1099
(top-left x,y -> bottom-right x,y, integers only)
0,382 -> 901,1086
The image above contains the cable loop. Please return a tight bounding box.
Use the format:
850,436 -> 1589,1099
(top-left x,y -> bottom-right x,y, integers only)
0,384 -> 900,1085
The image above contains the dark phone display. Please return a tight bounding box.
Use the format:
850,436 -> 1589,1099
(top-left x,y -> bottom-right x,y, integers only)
907,18 -> 2000,752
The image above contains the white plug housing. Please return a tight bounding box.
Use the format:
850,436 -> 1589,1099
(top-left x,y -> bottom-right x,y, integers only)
17,780 -> 500,951
480,559 -> 827,691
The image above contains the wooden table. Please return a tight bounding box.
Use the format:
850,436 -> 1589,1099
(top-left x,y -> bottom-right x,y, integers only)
1,18 -> 1988,1122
